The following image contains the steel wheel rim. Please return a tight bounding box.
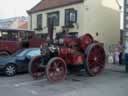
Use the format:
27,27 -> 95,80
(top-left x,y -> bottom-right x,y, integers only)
46,57 -> 67,82
85,43 -> 105,76
29,56 -> 44,78
5,65 -> 16,76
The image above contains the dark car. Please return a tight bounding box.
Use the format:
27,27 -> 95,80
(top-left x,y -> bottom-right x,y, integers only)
0,48 -> 41,76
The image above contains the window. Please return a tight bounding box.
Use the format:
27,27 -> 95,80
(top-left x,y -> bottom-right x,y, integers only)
1,32 -> 18,40
37,14 -> 42,30
35,33 -> 48,39
47,12 -> 59,26
16,49 -> 29,57
65,8 -> 77,27
26,49 -> 41,57
20,31 -> 33,40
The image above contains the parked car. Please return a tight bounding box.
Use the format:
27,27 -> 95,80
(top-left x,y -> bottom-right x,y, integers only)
0,48 -> 41,76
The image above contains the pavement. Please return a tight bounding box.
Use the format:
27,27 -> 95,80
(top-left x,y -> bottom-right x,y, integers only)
0,64 -> 128,96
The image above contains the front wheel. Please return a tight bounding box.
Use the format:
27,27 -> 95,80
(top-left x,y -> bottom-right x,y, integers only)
46,57 -> 67,83
29,55 -> 45,79
4,64 -> 17,76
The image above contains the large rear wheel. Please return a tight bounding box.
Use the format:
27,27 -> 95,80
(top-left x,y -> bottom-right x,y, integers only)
29,55 -> 45,79
46,57 -> 67,83
85,43 -> 106,76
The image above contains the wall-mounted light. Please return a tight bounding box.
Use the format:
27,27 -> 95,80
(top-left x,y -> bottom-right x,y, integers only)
96,32 -> 99,36
85,7 -> 89,11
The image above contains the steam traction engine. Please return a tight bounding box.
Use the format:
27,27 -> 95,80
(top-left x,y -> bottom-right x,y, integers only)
29,21 -> 106,83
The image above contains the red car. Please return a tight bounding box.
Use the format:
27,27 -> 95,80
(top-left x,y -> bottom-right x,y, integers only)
0,28 -> 46,56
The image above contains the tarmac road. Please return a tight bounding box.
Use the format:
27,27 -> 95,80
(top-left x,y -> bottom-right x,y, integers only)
0,64 -> 128,96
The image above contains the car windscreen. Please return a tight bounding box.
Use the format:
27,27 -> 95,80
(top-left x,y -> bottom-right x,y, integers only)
25,49 -> 41,57
13,49 -> 41,57
12,49 -> 28,57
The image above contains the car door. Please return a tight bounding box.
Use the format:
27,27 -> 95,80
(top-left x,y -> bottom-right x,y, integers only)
23,49 -> 41,71
16,56 -> 29,72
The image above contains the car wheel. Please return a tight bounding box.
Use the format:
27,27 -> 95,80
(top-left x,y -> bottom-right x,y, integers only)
4,64 -> 17,76
0,51 -> 10,57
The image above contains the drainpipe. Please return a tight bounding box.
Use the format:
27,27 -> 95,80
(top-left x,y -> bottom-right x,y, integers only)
30,14 -> 32,30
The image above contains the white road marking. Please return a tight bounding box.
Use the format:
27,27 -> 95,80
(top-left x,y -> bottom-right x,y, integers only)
28,89 -> 39,95
14,79 -> 47,87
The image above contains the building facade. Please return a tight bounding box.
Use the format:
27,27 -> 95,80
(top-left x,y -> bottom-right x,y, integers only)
27,0 -> 121,53
9,17 -> 28,30
0,16 -> 28,30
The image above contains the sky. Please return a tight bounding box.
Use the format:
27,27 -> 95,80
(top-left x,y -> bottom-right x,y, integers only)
0,0 -> 41,19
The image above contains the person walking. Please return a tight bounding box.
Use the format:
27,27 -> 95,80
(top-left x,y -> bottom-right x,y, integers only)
114,47 -> 120,64
117,41 -> 123,65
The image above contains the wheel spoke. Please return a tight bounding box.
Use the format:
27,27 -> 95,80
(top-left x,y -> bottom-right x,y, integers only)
46,57 -> 67,83
5,65 -> 16,76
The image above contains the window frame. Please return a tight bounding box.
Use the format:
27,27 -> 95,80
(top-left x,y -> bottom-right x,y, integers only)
65,8 -> 77,27
47,11 -> 60,26
36,14 -> 43,30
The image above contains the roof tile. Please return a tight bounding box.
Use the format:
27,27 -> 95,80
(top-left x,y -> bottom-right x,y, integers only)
28,0 -> 83,14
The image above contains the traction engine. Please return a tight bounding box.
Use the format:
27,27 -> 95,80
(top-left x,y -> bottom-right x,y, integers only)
29,21 -> 106,83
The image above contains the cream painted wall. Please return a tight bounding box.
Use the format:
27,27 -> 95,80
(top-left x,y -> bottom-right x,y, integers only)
82,0 -> 120,53
29,0 -> 120,53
